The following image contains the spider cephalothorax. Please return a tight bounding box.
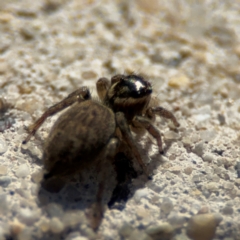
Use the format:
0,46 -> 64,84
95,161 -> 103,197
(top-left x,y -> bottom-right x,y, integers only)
103,74 -> 152,121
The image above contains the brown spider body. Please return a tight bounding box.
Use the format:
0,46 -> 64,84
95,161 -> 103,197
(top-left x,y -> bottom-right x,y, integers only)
43,100 -> 116,178
22,74 -> 180,230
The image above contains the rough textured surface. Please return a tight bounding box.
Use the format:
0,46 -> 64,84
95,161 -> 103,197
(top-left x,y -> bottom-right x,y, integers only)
0,0 -> 240,239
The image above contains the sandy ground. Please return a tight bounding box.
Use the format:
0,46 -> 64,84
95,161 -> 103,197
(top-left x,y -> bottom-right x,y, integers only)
0,0 -> 240,239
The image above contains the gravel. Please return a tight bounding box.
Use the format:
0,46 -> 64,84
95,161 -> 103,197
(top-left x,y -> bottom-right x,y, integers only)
0,0 -> 240,239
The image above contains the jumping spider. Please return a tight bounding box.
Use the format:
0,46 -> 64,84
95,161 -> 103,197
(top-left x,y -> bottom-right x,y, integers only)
22,74 -> 180,229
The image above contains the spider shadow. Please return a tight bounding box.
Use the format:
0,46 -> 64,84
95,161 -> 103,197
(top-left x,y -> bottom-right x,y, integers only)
37,162 -> 113,210
36,150 -> 145,209
35,150 -> 145,237
35,138 -> 175,236
107,136 -> 179,210
36,164 -> 113,238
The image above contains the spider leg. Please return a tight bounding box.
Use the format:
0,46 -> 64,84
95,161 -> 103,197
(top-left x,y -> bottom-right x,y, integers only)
133,116 -> 164,154
96,78 -> 110,101
146,106 -> 180,127
108,152 -> 137,209
115,112 -> 149,177
22,87 -> 91,144
87,137 -> 118,231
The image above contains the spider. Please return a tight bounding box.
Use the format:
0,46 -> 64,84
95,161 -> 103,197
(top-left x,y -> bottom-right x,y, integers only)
22,74 -> 180,229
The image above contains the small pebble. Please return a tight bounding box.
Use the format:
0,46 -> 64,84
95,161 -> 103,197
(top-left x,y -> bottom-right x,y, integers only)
192,141 -> 204,157
0,194 -> 9,214
182,136 -> 192,145
71,237 -> 89,240
161,197 -> 174,214
205,182 -> 219,192
186,213 -> 222,240
168,74 -> 190,88
234,179 -> 240,186
49,217 -> 65,234
79,225 -> 96,239
191,189 -> 202,197
193,113 -> 211,122
164,131 -> 180,140
51,78 -> 73,92
0,176 -> 11,187
136,0 -> 161,14
134,188 -> 149,203
19,27 -> 36,40
65,231 -> 81,240
223,182 -> 234,190
18,208 -> 41,225
136,207 -> 151,220
46,203 -> 64,218
210,174 -> 220,182
199,130 -> 217,142
191,132 -> 200,143
202,189 -> 211,198
202,153 -> 214,162
15,164 -> 30,178
168,213 -> 187,228
217,113 -> 225,125
31,170 -> 43,183
15,188 -> 31,199
37,217 -> 50,232
198,206 -> 209,214
81,70 -> 97,79
0,12 -> 13,23
222,157 -> 234,168
168,166 -> 181,174
146,222 -> 173,240
0,165 -> 7,175
174,233 -> 190,240
192,174 -> 204,183
184,167 -> 193,175
0,138 -> 7,154
119,223 -> 134,238
128,229 -> 152,240
62,210 -> 84,227
0,61 -> 8,74
222,202 -> 233,215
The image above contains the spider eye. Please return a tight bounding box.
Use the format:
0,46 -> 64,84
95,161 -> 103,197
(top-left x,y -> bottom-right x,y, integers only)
115,75 -> 152,98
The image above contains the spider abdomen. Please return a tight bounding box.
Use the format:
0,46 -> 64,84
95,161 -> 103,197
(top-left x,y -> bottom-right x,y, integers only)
43,100 -> 116,177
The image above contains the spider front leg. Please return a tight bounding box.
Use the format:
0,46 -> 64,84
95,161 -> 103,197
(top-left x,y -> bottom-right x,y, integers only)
96,77 -> 110,101
115,112 -> 149,177
133,116 -> 164,154
22,87 -> 91,144
146,106 -> 180,127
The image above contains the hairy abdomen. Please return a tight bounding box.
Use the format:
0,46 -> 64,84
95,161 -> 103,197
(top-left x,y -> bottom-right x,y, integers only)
43,100 -> 116,177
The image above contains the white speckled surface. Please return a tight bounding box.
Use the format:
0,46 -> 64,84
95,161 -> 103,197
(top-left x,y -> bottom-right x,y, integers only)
0,0 -> 240,239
